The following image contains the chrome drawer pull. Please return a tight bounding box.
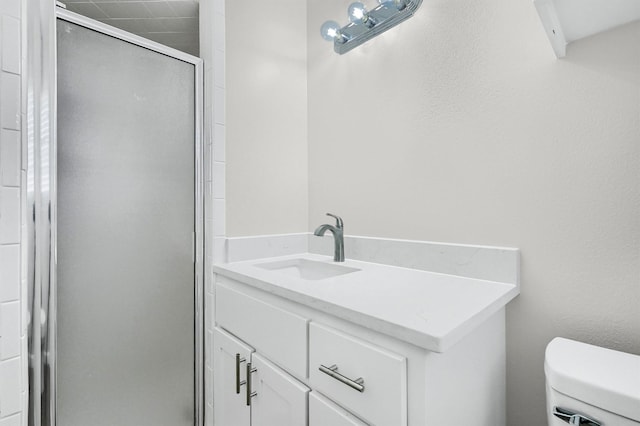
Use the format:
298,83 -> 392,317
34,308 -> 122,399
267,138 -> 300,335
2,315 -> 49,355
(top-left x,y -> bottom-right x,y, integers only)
246,362 -> 257,406
319,364 -> 365,393
235,354 -> 246,394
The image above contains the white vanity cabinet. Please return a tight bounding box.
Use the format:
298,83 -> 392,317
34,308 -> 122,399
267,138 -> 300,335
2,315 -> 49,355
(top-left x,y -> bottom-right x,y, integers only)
308,322 -> 407,426
215,282 -> 308,379
250,353 -> 309,426
213,274 -> 508,426
213,327 -> 309,426
213,327 -> 253,426
309,392 -> 368,426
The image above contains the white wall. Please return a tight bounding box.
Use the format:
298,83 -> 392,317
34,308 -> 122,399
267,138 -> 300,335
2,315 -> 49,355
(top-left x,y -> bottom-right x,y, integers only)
225,0 -> 308,237
0,0 -> 26,423
307,0 -> 639,424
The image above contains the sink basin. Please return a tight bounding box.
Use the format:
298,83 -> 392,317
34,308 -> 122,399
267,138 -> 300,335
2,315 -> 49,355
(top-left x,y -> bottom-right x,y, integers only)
254,258 -> 360,281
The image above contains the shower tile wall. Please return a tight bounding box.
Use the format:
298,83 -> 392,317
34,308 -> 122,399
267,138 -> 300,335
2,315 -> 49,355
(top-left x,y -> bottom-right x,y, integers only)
200,0 -> 225,424
63,0 -> 199,56
0,0 -> 26,424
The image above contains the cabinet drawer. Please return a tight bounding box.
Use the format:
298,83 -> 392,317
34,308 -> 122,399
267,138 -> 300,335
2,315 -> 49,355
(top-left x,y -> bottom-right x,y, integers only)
309,323 -> 407,426
309,391 -> 368,426
215,278 -> 308,379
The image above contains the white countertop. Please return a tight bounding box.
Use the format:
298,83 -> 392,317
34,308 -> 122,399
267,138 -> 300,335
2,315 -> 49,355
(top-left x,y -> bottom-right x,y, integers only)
213,253 -> 519,352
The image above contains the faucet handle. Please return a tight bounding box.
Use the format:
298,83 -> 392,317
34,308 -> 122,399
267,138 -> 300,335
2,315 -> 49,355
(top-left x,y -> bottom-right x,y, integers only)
326,213 -> 343,229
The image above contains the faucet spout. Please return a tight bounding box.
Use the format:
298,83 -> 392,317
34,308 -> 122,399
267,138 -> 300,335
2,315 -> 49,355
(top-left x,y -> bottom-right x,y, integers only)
313,213 -> 345,262
313,223 -> 334,236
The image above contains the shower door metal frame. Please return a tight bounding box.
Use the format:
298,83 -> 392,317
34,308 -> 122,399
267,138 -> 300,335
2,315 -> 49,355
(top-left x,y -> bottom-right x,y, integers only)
27,7 -> 205,426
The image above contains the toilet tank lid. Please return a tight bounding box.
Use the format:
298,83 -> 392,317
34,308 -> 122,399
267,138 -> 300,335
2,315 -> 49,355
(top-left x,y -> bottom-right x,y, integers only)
545,337 -> 640,422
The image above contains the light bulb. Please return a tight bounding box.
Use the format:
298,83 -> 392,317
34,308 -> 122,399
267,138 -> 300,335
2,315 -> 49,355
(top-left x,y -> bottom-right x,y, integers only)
320,20 -> 341,41
347,2 -> 368,24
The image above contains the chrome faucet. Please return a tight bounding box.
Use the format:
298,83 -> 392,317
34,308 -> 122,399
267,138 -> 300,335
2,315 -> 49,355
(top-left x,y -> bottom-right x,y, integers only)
314,213 -> 345,262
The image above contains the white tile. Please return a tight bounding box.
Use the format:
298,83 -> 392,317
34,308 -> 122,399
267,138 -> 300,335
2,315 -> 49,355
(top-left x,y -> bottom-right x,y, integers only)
199,12 -> 212,58
65,3 -> 108,20
142,18 -> 168,33
102,18 -> 150,35
212,161 -> 225,199
144,32 -> 197,46
21,130 -> 26,171
0,245 -> 20,302
1,72 -> 20,131
167,1 -> 198,18
204,118 -> 212,153
0,301 -> 20,360
213,0 -> 224,16
213,199 -> 225,237
0,187 -> 20,244
1,129 -> 20,187
205,73 -> 213,104
161,42 -> 199,57
204,140 -> 212,182
204,181 -> 213,223
212,238 -> 226,263
20,336 -> 26,390
212,124 -> 225,162
97,2 -> 152,19
0,0 -> 20,18
156,17 -> 198,32
0,413 -> 21,426
205,68 -> 213,103
20,282 -> 27,337
213,87 -> 224,125
0,357 -> 21,416
143,1 -> 177,18
213,49 -> 225,89
1,17 -> 21,75
213,13 -> 225,52
204,110 -> 212,150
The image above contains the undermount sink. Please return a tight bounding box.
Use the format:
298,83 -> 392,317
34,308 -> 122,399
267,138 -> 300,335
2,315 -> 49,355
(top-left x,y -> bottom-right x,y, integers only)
254,258 -> 360,281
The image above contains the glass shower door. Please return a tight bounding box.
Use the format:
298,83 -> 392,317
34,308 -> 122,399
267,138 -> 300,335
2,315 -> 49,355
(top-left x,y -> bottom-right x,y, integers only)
56,19 -> 197,426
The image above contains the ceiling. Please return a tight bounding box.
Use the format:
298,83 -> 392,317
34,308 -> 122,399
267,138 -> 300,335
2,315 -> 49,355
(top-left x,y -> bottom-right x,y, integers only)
60,0 -> 199,56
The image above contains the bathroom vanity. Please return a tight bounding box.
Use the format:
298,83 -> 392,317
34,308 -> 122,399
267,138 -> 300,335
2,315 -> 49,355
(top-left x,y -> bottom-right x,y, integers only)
212,240 -> 519,426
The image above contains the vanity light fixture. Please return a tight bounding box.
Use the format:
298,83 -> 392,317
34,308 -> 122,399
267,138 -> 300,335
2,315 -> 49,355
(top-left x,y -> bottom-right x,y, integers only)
320,0 -> 423,54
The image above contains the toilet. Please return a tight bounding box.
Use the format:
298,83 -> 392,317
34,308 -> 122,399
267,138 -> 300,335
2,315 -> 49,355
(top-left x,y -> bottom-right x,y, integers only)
545,337 -> 640,426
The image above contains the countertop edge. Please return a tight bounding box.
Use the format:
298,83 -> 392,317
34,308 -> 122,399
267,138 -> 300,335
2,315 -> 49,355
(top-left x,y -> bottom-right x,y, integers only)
212,258 -> 519,353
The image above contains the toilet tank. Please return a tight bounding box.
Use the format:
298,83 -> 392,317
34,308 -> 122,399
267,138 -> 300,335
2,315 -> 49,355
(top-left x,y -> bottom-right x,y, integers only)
545,337 -> 640,426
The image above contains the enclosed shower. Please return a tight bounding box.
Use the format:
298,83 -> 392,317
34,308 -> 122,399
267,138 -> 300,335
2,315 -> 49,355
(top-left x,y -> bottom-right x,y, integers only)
27,7 -> 204,426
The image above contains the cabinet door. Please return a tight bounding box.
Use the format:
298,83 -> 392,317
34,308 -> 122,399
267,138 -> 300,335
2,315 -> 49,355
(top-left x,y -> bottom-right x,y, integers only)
309,392 -> 368,426
213,327 -> 254,426
250,353 -> 309,426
